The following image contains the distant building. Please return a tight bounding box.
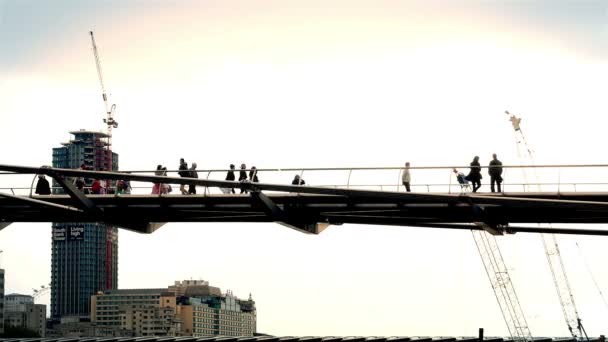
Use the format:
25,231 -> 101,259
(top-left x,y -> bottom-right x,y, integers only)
0,269 -> 4,335
51,130 -> 119,319
4,293 -> 34,312
91,288 -> 179,336
91,280 -> 256,337
3,294 -> 46,337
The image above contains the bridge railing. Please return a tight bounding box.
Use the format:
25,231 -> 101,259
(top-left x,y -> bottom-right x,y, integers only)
2,164 -> 608,196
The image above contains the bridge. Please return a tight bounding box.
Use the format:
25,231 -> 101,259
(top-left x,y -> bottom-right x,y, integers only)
2,164 -> 608,236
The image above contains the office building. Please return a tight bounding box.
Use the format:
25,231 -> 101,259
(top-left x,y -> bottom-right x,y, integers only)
91,280 -> 256,337
3,294 -> 46,337
51,130 -> 119,319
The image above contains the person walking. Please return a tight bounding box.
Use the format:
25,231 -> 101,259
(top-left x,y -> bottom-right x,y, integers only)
161,167 -> 172,194
402,162 -> 411,192
239,163 -> 248,194
178,158 -> 189,195
35,175 -> 51,195
292,174 -> 305,185
489,153 -> 503,193
152,165 -> 163,194
224,164 -> 236,194
188,162 -> 198,194
466,156 -> 482,192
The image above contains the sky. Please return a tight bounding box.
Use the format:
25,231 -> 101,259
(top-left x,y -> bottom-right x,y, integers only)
1,0 -> 608,337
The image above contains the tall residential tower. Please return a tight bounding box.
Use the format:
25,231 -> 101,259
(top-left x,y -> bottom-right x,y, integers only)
51,130 -> 118,319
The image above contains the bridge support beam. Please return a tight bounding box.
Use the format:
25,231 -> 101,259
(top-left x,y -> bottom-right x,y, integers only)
251,191 -> 330,234
471,204 -> 506,235
0,222 -> 12,231
48,171 -> 102,216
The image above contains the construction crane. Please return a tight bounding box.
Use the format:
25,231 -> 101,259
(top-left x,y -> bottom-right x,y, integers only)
32,284 -> 50,303
89,31 -> 118,172
472,230 -> 533,341
505,110 -> 588,341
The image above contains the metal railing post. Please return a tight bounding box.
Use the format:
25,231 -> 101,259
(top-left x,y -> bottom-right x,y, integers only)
346,169 -> 353,189
204,171 -> 212,196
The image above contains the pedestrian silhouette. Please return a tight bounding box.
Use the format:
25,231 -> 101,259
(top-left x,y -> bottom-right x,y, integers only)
239,163 -> 248,194
402,162 -> 411,192
222,164 -> 236,194
466,156 -> 482,192
292,174 -> 305,185
488,153 -> 503,193
188,162 -> 198,194
35,175 -> 51,195
178,158 -> 189,195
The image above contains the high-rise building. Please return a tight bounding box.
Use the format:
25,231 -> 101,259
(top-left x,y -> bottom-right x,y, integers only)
51,130 -> 119,320
0,269 -> 4,335
4,294 -> 46,337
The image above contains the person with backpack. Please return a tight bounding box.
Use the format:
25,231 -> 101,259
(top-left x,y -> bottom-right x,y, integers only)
488,153 -> 504,193
178,158 -> 189,195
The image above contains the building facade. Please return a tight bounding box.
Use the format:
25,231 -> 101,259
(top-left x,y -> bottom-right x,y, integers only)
51,130 -> 119,319
4,293 -> 34,313
3,294 -> 46,337
91,289 -> 179,336
91,281 -> 256,337
0,269 -> 4,335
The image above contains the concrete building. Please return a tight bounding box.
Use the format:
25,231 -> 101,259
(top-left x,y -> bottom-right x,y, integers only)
0,269 -> 4,335
51,130 -> 119,319
91,281 -> 256,337
4,293 -> 33,313
3,294 -> 46,337
91,288 -> 179,336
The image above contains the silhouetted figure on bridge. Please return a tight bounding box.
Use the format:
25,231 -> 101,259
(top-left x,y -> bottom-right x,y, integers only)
161,167 -> 172,194
402,162 -> 411,192
91,179 -> 102,194
188,162 -> 198,194
488,153 -> 503,193
249,166 -> 259,183
35,175 -> 51,195
152,165 -> 163,194
178,158 -> 189,195
239,163 -> 248,194
466,156 -> 482,192
222,164 -> 236,194
292,174 -> 305,185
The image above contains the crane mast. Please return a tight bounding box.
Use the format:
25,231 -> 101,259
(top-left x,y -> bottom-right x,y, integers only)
89,31 -> 117,172
505,110 -> 588,341
472,230 -> 533,341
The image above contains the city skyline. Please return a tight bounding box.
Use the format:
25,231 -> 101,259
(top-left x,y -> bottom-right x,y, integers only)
1,0 -> 608,337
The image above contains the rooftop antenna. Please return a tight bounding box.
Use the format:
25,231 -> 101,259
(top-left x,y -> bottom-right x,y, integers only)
89,31 -> 118,171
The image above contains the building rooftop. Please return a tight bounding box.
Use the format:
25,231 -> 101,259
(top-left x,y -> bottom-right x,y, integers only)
69,129 -> 111,138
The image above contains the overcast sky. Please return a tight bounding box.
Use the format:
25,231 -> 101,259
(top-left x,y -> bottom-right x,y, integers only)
1,0 -> 608,337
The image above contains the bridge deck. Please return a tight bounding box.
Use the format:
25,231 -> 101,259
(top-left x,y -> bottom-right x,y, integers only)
2,192 -> 608,235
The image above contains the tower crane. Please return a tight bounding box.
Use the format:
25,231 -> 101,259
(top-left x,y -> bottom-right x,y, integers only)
472,228 -> 533,341
89,31 -> 118,172
505,110 -> 588,341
